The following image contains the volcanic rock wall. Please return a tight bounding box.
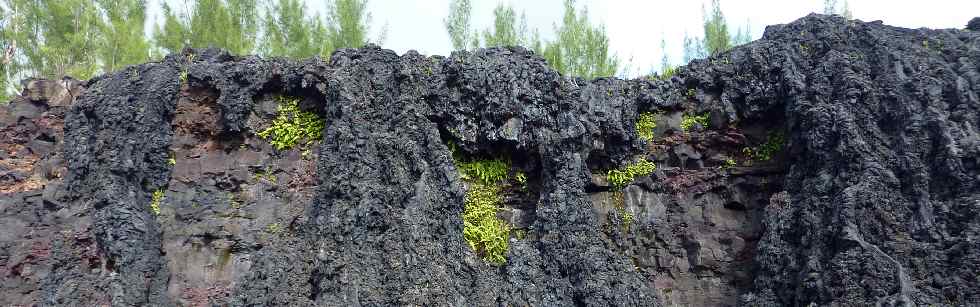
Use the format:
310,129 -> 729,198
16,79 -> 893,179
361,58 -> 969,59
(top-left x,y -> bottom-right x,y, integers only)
1,14 -> 978,306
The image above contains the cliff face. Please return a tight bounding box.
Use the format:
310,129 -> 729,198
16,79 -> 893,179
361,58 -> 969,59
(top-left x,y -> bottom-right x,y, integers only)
1,14 -> 978,306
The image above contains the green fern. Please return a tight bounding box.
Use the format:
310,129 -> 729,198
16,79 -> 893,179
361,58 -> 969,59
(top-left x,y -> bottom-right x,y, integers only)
607,158 -> 657,190
745,132 -> 785,161
258,96 -> 325,151
681,112 -> 709,132
462,182 -> 510,265
636,112 -> 658,142
150,189 -> 164,215
458,159 -> 510,184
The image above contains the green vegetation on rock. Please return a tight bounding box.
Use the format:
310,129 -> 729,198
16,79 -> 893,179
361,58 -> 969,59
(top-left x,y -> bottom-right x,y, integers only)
651,65 -> 676,81
680,112 -> 709,132
448,141 -> 521,264
458,158 -> 510,184
743,131 -> 785,162
721,157 -> 737,170
266,222 -> 283,234
462,182 -> 510,265
635,112 -> 658,142
150,189 -> 164,215
607,157 -> 656,190
258,96 -> 325,151
605,156 -> 656,232
515,171 -> 527,189
610,190 -> 633,231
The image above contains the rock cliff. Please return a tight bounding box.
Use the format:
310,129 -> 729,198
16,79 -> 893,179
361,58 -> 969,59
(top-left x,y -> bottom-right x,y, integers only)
1,14 -> 978,306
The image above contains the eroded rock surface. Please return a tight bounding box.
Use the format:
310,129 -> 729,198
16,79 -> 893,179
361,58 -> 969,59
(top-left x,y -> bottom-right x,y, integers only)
0,14 -> 978,306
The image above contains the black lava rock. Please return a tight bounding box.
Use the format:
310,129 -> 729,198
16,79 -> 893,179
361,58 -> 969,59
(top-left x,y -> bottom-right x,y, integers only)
2,13 -> 976,307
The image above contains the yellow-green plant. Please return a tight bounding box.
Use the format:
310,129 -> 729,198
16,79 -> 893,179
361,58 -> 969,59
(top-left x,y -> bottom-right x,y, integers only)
253,166 -> 277,183
150,189 -> 164,215
622,211 -> 634,229
448,140 -> 522,264
607,158 -> 656,190
448,141 -> 511,185
744,132 -> 785,161
462,182 -> 510,265
458,159 -> 510,184
610,190 -> 633,231
636,112 -> 658,142
720,157 -> 737,170
649,65 -> 676,81
266,222 -> 282,234
681,112 -> 709,132
228,193 -> 241,209
258,96 -> 325,151
515,171 -> 527,189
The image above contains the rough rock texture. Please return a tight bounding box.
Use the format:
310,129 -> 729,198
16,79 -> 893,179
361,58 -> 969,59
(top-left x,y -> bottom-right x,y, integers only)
1,14 -> 979,306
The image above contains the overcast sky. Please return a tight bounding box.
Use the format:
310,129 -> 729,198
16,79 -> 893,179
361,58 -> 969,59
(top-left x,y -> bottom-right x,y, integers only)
148,0 -> 980,77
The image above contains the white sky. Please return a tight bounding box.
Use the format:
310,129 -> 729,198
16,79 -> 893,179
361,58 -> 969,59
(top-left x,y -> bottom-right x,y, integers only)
148,0 -> 980,77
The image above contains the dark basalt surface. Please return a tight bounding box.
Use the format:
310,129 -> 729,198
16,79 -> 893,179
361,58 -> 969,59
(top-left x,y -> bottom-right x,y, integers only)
1,14 -> 978,306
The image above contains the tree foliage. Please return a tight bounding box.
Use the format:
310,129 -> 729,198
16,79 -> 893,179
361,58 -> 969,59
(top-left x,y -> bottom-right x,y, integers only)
541,0 -> 618,79
96,0 -> 149,72
702,0 -> 730,57
682,31 -> 706,63
153,2 -> 189,55
153,0 -> 258,55
261,0 -> 381,58
1,4 -> 16,101
444,0 -> 477,50
2,0 -> 102,79
732,21 -> 752,46
0,0 -> 384,99
823,0 -> 853,19
324,0 -> 382,52
262,0 -> 327,58
682,0 -> 754,63
483,4 -> 530,48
